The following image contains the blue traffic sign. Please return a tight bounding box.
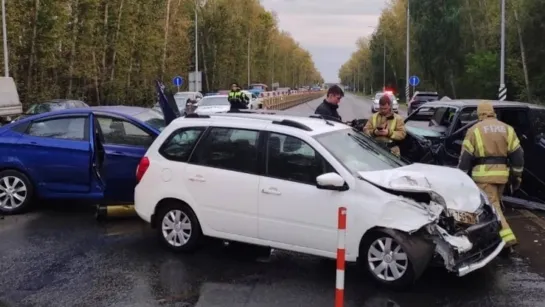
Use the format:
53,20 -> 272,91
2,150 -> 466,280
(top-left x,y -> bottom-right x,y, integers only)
173,76 -> 183,87
409,75 -> 420,87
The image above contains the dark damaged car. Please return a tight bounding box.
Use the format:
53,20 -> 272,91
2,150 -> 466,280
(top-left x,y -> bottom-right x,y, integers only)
398,100 -> 545,210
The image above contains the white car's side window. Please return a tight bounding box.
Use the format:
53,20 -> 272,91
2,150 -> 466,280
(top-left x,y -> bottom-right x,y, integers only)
159,127 -> 206,162
266,132 -> 333,185
190,127 -> 260,174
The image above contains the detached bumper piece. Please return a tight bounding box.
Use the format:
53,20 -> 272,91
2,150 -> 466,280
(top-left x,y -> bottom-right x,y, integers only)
96,204 -> 137,221
454,219 -> 503,277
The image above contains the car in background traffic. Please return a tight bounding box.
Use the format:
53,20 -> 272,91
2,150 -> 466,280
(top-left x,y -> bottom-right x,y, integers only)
407,91 -> 439,114
399,99 -> 545,210
12,99 -> 89,122
372,91 -> 399,113
242,90 -> 263,109
0,105 -> 168,214
134,112 -> 504,288
193,95 -> 230,114
153,91 -> 203,115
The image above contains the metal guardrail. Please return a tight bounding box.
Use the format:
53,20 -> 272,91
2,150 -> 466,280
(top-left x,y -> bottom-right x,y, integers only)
261,91 -> 325,110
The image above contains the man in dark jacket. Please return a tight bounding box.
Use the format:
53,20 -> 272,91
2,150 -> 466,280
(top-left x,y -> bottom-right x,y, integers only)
314,85 -> 344,122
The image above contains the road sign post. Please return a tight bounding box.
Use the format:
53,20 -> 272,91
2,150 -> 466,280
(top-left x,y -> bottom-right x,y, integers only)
408,75 -> 419,99
173,76 -> 183,92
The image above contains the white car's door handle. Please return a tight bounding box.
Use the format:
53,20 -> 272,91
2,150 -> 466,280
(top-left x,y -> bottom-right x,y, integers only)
189,175 -> 206,182
261,188 -> 281,195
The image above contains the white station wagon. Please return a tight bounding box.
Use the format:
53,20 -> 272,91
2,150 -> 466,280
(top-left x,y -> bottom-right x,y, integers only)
134,112 -> 505,288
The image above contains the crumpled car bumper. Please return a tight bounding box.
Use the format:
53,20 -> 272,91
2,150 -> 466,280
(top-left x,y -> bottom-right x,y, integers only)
457,239 -> 505,276
431,207 -> 504,277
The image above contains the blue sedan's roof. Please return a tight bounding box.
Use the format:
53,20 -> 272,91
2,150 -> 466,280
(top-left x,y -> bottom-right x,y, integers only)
22,105 -> 156,119
1,105 -> 163,132
91,105 -> 155,116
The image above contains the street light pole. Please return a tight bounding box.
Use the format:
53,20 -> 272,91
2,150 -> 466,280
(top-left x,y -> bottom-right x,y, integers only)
405,0 -> 410,102
499,0 -> 506,101
247,36 -> 250,87
383,39 -> 386,91
2,0 -> 8,77
194,0 -> 198,91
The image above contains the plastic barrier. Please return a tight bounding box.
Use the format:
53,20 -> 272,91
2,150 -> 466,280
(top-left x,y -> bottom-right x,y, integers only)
336,207 -> 347,307
261,91 -> 325,110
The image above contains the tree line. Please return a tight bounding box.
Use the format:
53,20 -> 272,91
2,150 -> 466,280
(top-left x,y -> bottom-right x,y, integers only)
2,0 -> 323,107
338,0 -> 544,103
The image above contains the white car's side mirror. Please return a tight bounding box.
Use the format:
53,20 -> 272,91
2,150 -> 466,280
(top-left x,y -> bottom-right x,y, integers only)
316,173 -> 348,191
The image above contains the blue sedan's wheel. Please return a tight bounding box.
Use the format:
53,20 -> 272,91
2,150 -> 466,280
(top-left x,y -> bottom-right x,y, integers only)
0,170 -> 34,214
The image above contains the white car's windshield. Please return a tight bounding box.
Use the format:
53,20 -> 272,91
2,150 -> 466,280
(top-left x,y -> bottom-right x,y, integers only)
199,97 -> 229,106
314,128 -> 405,173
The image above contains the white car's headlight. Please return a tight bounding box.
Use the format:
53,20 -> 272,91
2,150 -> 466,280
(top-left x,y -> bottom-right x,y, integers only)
479,189 -> 499,219
479,189 -> 490,205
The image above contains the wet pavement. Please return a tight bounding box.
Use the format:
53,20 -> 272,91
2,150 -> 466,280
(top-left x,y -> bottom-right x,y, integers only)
287,93 -> 407,120
2,203 -> 545,306
2,96 -> 545,306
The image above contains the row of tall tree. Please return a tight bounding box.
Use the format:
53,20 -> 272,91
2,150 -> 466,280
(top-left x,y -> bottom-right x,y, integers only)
2,0 -> 323,106
338,0 -> 544,103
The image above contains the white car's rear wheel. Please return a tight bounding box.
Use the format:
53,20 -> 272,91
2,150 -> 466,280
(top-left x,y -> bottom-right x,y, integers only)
157,202 -> 202,252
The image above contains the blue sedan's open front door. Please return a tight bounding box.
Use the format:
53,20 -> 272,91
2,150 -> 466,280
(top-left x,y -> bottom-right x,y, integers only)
89,113 -> 106,196
156,80 -> 181,126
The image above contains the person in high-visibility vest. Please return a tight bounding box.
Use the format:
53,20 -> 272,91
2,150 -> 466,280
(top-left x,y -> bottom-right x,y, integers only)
363,94 -> 406,156
457,101 -> 524,250
227,82 -> 249,111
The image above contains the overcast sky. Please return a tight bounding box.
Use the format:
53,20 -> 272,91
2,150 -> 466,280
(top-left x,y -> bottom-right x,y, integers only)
261,0 -> 387,83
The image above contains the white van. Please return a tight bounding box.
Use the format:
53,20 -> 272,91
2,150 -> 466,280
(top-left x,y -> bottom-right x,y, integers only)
0,77 -> 22,121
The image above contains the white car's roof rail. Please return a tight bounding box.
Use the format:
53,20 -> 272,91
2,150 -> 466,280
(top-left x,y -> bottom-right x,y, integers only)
183,112 -> 313,131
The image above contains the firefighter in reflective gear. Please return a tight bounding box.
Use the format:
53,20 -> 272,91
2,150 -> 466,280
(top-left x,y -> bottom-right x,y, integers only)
228,82 -> 249,111
363,94 -> 406,156
458,101 -> 524,250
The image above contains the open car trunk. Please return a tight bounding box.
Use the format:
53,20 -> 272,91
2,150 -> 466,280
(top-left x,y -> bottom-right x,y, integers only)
155,80 -> 182,126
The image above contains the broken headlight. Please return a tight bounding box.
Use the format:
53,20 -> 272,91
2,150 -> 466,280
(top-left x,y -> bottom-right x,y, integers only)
479,190 -> 490,206
478,189 -> 500,222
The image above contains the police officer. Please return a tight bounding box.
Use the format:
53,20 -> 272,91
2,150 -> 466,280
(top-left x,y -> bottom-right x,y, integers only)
228,82 -> 249,111
458,101 -> 524,250
363,94 -> 406,156
314,85 -> 344,122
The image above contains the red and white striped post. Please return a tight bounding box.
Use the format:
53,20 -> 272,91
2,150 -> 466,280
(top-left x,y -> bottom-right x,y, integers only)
335,207 -> 347,307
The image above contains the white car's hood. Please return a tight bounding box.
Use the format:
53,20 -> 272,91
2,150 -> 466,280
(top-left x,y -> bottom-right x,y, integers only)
195,105 -> 230,114
358,163 -> 481,212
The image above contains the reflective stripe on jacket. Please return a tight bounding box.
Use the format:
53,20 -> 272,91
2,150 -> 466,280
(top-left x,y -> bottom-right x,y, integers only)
363,112 -> 406,142
462,118 -> 521,184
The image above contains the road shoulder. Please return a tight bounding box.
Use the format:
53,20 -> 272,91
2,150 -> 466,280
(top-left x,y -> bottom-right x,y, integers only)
506,208 -> 545,276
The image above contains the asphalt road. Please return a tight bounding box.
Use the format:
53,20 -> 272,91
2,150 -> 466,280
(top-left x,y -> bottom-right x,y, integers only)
2,96 -> 545,307
286,93 -> 407,120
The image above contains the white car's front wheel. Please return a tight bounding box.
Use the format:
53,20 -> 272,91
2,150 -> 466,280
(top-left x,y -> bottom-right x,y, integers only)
156,201 -> 203,252
360,231 -> 422,288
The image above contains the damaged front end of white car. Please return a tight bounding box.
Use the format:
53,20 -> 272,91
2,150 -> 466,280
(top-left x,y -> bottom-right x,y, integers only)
358,163 -> 505,284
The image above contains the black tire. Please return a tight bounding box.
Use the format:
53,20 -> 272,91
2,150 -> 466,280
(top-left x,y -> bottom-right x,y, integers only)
0,169 -> 34,215
359,231 -> 421,289
156,201 -> 203,253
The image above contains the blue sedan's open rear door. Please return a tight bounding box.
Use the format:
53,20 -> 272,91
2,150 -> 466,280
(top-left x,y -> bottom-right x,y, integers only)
155,80 -> 181,126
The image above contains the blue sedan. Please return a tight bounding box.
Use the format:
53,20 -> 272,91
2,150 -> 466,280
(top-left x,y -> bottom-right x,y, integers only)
0,106 -> 167,214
